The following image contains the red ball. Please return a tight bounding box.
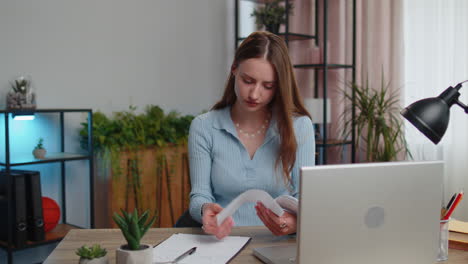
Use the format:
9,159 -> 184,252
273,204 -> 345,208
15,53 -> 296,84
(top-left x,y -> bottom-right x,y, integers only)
42,197 -> 61,232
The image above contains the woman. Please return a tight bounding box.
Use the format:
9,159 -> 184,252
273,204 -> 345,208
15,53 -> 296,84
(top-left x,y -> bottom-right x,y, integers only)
188,31 -> 315,239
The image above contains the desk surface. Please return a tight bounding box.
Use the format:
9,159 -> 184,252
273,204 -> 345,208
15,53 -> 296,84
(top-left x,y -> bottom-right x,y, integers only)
44,227 -> 468,263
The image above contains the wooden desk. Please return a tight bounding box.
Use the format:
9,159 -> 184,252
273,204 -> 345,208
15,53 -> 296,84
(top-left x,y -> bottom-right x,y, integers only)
44,227 -> 468,263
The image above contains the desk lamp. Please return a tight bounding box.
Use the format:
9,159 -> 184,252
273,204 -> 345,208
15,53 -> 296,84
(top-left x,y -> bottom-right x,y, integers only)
401,80 -> 468,144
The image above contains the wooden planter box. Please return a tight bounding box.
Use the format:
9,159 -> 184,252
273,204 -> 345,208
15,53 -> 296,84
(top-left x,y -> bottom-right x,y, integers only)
93,145 -> 190,228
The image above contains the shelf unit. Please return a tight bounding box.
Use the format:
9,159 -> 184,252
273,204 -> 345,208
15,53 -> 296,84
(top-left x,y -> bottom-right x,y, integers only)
235,0 -> 356,164
0,109 -> 94,264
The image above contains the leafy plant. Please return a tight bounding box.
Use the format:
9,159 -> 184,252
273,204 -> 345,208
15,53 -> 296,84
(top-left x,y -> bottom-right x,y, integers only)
79,105 -> 194,215
75,244 -> 107,259
112,208 -> 157,250
251,0 -> 293,33
341,75 -> 410,162
79,105 -> 194,176
79,105 -> 194,153
10,76 -> 30,94
35,138 -> 44,150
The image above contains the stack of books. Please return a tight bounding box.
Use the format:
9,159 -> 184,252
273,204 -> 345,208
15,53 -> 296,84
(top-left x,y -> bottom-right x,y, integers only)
449,219 -> 468,251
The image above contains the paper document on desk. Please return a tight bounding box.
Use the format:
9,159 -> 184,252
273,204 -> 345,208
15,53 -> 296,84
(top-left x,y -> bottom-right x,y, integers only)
153,233 -> 251,264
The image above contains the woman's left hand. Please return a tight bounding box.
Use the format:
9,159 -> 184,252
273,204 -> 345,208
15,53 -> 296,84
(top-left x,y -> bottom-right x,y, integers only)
255,202 -> 297,236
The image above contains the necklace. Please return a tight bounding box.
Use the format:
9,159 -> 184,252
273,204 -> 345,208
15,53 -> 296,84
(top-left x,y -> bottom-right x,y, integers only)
235,116 -> 270,139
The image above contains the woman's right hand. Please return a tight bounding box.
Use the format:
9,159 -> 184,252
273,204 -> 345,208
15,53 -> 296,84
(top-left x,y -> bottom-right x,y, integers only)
201,203 -> 234,239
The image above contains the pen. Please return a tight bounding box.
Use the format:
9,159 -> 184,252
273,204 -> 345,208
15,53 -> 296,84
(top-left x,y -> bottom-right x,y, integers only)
441,192 -> 457,219
172,246 -> 197,263
440,208 -> 447,219
445,193 -> 457,210
443,191 -> 464,220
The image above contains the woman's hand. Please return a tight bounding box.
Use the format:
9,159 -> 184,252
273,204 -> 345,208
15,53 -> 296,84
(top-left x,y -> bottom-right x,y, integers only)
255,202 -> 297,236
201,203 -> 235,239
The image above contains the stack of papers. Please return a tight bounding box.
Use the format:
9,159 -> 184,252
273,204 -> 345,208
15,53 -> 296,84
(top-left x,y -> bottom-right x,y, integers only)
153,233 -> 251,264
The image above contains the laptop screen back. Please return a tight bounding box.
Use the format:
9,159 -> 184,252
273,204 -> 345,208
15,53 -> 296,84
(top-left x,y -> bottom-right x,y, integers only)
297,161 -> 444,264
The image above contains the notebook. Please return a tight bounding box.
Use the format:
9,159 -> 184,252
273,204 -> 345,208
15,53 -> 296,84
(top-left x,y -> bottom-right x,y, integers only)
253,161 -> 444,264
153,233 -> 251,264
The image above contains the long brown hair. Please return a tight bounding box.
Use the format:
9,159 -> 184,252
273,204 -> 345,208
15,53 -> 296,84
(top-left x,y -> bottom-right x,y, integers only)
212,31 -> 311,184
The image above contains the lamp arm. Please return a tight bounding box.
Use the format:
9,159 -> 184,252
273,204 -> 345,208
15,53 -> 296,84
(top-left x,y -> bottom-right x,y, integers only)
454,80 -> 468,113
455,99 -> 468,114
455,80 -> 468,91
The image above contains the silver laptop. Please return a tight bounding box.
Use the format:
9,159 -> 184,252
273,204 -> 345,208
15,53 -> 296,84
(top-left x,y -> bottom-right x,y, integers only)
253,161 -> 444,264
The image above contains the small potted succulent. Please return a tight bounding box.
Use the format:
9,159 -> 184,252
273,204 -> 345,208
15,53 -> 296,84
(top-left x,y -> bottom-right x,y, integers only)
250,0 -> 293,34
76,244 -> 108,264
113,209 -> 156,264
33,138 -> 47,159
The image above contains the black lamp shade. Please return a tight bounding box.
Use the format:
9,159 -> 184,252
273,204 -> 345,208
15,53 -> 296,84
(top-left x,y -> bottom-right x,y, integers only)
401,97 -> 450,144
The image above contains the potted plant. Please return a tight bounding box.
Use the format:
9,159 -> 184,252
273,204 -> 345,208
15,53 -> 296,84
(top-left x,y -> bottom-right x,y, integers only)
33,138 -> 47,159
76,244 -> 108,264
341,75 -> 411,162
113,208 -> 157,264
7,75 -> 37,110
79,105 -> 194,227
250,0 -> 293,34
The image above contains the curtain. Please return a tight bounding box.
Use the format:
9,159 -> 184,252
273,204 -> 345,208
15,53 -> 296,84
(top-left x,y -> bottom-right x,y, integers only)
354,0 -> 405,161
403,0 -> 468,221
290,0 -> 404,163
241,0 -> 467,219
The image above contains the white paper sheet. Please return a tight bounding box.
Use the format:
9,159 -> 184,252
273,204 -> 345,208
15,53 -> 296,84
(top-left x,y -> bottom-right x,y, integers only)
153,233 -> 251,264
275,195 -> 299,214
216,189 -> 285,226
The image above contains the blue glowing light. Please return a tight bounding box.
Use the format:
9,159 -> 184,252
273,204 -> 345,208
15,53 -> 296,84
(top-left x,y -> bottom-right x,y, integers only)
13,115 -> 36,121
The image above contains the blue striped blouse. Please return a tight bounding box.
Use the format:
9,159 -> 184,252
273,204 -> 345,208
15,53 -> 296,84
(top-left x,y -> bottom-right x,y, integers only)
188,106 -> 315,226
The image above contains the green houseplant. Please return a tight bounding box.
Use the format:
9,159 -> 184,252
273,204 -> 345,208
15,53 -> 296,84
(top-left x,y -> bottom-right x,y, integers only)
113,209 -> 157,264
250,0 -> 293,34
33,138 -> 47,159
76,244 -> 108,264
7,75 -> 36,110
79,105 -> 194,222
341,76 -> 410,162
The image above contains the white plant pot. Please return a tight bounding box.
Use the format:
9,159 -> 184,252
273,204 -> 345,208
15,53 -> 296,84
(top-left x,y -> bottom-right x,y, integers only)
33,148 -> 46,159
79,256 -> 109,264
116,244 -> 153,264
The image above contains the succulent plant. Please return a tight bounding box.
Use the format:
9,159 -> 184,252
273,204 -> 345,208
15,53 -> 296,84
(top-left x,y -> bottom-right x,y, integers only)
75,244 -> 107,259
112,208 -> 157,250
10,76 -> 30,94
35,138 -> 44,150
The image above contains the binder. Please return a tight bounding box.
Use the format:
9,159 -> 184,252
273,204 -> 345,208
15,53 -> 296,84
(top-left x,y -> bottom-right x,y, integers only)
22,170 -> 45,241
0,172 -> 28,247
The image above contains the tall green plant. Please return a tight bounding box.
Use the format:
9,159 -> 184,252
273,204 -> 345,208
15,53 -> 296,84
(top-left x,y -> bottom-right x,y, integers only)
341,76 -> 410,162
79,105 -> 194,212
